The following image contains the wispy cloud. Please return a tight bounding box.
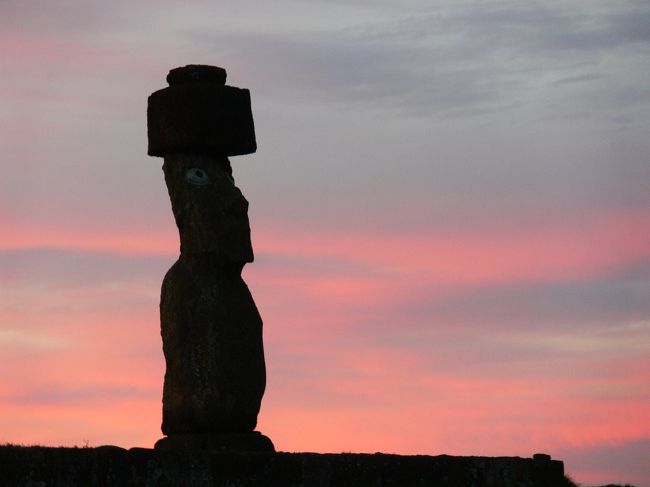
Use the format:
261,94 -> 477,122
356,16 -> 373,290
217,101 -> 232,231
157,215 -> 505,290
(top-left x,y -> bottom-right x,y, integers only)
0,330 -> 70,351
185,0 -> 650,118
559,437 -> 650,487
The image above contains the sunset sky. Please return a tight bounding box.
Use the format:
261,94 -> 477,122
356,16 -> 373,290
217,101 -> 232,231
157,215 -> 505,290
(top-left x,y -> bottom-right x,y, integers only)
1,1 -> 649,485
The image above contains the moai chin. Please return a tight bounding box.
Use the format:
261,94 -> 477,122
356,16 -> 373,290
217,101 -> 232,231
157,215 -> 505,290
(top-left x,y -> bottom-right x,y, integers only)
147,64 -> 273,452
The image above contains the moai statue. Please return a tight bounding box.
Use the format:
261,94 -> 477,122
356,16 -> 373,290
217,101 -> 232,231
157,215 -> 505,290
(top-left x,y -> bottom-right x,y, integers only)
147,65 -> 273,452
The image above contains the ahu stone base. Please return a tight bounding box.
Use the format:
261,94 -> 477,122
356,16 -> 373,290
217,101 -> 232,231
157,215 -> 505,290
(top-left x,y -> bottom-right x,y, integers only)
0,445 -> 567,487
155,431 -> 275,452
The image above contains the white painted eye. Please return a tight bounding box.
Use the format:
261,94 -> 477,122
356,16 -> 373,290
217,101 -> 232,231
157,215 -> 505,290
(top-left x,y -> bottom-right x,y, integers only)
185,168 -> 210,186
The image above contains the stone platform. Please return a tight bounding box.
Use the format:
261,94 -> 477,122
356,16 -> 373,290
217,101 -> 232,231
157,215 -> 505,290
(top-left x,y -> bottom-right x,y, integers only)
0,445 -> 569,486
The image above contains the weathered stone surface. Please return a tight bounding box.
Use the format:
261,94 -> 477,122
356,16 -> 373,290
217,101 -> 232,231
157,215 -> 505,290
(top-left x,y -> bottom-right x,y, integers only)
0,446 -> 570,487
147,75 -> 256,157
159,154 -> 266,436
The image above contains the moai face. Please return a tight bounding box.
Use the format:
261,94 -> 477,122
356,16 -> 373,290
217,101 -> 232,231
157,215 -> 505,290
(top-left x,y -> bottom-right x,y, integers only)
162,153 -> 254,265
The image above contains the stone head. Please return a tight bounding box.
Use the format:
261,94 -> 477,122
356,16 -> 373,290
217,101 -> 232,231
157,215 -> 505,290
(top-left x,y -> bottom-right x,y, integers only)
162,153 -> 254,266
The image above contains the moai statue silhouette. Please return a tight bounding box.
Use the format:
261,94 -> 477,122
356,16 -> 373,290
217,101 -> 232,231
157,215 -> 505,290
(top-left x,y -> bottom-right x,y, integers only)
147,65 -> 273,452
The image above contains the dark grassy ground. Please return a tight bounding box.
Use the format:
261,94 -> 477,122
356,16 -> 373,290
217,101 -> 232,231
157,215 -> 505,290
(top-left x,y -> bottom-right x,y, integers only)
0,444 -> 572,486
1,444 -> 636,487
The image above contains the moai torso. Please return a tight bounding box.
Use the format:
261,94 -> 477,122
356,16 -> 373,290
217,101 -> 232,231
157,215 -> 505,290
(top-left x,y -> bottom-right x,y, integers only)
160,153 -> 265,434
148,65 -> 272,450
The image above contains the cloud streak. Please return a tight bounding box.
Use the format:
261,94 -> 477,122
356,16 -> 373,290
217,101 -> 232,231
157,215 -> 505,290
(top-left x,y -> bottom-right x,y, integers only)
186,0 -> 650,119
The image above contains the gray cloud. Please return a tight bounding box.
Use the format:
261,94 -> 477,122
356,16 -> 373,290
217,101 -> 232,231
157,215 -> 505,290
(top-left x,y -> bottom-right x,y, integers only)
2,0 -> 648,241
254,250 -> 392,280
188,25 -> 505,116
0,0 -> 136,38
186,0 -> 650,118
0,248 -> 169,288
173,0 -> 650,240
558,437 -> 650,487
0,248 -> 167,332
392,259 -> 650,332
1,384 -> 156,406
552,73 -> 603,85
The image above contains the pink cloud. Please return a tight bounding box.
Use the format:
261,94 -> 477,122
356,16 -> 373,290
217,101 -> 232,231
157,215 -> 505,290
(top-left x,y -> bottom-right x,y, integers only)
0,221 -> 176,256
1,208 -> 649,487
255,209 -> 650,286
